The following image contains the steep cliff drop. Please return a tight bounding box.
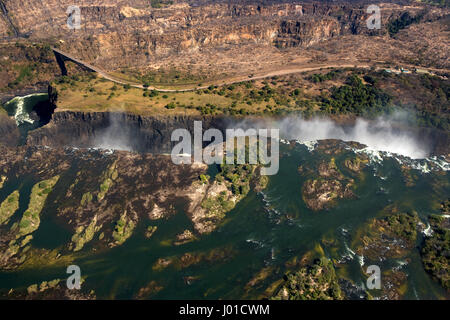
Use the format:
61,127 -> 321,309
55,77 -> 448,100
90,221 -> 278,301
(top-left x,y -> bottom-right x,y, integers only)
1,90 -> 55,145
27,111 -> 233,153
23,108 -> 450,160
0,111 -> 19,146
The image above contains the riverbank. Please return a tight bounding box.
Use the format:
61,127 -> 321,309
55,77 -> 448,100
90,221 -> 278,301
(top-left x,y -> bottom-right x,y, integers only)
0,86 -> 48,104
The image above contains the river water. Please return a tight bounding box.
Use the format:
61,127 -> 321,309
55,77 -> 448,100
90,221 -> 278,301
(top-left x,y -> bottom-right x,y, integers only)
0,141 -> 448,299
0,94 -> 448,299
2,93 -> 50,144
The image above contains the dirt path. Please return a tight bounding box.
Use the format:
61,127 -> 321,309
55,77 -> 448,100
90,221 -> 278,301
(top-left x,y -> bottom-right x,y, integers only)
52,47 -> 447,92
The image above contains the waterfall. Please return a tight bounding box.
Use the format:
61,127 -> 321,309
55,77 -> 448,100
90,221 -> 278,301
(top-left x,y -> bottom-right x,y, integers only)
3,93 -> 48,125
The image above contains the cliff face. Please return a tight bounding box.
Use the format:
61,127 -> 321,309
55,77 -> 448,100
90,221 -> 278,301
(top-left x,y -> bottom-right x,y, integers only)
23,107 -> 450,157
0,112 -> 19,146
26,111 -> 235,153
275,17 -> 341,47
0,0 -> 441,70
27,85 -> 234,153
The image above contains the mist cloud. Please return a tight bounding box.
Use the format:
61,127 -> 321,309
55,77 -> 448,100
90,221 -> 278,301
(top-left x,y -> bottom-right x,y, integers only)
93,113 -> 133,152
230,113 -> 430,159
93,111 -> 430,159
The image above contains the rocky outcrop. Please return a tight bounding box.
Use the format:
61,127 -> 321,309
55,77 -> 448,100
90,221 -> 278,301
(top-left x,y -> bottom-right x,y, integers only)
354,211 -> 420,261
275,17 -> 341,48
1,1 -> 443,70
0,144 -> 209,269
302,178 -> 354,211
301,143 -> 358,211
27,111 -> 234,153
421,203 -> 450,292
0,112 -> 19,146
4,278 -> 96,300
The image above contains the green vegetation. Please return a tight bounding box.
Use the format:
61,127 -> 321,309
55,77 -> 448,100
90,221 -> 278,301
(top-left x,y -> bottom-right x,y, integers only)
201,193 -> 235,219
354,211 -> 419,261
98,179 -> 113,201
20,235 -> 33,247
254,174 -> 269,192
272,258 -> 343,300
150,0 -> 173,8
323,74 -> 392,116
145,226 -> 158,239
385,212 -> 418,243
71,216 -> 99,251
16,176 -> 59,237
344,156 -> 368,173
52,67 -> 448,130
388,12 -> 423,36
421,210 -> 450,290
0,176 -> 6,189
301,155 -> 356,211
440,199 -> 450,215
199,158 -> 262,226
7,65 -> 33,89
26,278 -> 61,296
218,162 -> 255,197
97,161 -> 118,201
0,43 -> 59,91
112,213 -> 136,245
0,190 -> 20,225
199,174 -> 210,185
80,192 -> 93,206
386,72 -> 449,130
164,102 -> 176,109
308,70 -> 342,83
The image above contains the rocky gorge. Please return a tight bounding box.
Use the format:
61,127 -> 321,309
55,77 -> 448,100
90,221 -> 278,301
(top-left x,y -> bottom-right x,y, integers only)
1,0 -> 448,83
0,0 -> 449,301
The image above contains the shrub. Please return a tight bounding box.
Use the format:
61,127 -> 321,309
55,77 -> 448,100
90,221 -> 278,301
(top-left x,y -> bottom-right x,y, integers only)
165,102 -> 176,109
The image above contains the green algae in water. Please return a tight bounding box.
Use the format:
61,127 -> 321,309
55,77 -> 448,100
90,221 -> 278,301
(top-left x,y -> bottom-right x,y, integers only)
0,190 -> 20,225
16,176 -> 60,237
0,143 -> 448,299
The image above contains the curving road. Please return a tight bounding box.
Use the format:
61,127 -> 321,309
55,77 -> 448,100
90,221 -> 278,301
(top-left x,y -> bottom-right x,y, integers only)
52,47 -> 447,93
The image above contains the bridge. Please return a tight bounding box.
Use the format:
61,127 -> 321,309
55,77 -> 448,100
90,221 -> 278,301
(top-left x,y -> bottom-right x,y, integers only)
51,47 -> 192,92
53,47 -> 109,78
51,47 -> 447,93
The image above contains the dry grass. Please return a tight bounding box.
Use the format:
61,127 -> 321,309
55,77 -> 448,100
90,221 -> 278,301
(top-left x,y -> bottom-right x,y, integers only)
53,73 -> 315,116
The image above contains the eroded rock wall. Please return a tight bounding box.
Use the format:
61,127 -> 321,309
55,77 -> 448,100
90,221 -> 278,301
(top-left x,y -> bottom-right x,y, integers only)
0,1 -> 442,70
26,111 -> 234,153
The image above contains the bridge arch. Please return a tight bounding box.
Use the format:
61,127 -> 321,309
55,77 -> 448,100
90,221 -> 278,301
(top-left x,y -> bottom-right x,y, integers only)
52,47 -> 98,76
